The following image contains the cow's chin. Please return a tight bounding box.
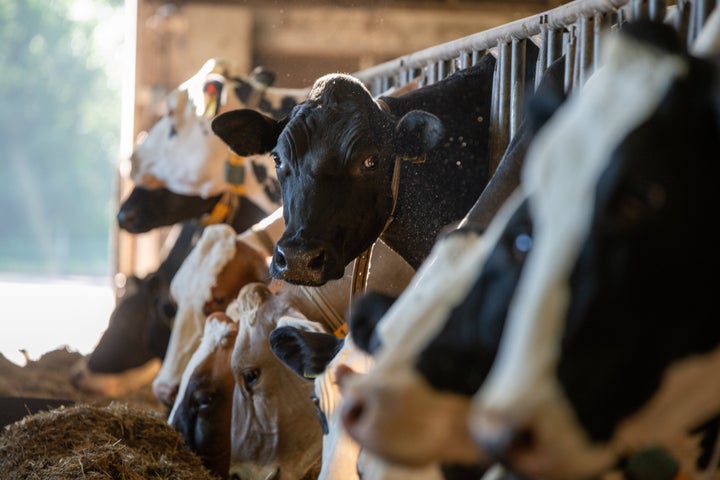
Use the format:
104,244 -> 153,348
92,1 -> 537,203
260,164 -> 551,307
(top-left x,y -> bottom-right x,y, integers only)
268,261 -> 345,286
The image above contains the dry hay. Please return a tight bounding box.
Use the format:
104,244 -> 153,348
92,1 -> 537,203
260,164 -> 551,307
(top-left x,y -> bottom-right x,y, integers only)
0,348 -> 163,413
0,402 -> 218,480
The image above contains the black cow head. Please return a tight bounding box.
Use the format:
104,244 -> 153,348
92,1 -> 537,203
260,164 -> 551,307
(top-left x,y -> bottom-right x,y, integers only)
212,74 -> 443,286
117,187 -> 221,233
86,273 -> 175,375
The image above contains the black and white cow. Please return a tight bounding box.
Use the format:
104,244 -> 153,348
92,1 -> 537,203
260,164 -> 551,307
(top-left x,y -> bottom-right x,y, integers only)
212,55 -> 498,286
470,19 -> 720,480
339,19 -> 720,480
117,58 -> 308,234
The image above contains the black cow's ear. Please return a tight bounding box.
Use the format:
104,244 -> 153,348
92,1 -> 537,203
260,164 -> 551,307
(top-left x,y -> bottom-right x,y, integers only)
393,110 -> 444,159
269,326 -> 344,379
348,291 -> 397,354
211,109 -> 285,156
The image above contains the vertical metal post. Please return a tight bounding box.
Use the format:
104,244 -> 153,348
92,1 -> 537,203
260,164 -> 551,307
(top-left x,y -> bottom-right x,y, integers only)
510,37 -> 526,141
490,40 -> 511,176
632,0 -> 650,20
564,26 -> 576,94
578,15 -> 594,87
648,0 -> 666,22
594,12 -> 609,72
427,61 -> 437,86
535,19 -> 548,90
547,27 -> 564,66
675,0 -> 692,50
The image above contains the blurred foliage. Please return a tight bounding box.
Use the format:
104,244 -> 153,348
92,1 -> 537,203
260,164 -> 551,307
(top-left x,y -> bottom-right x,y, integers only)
0,0 -> 122,275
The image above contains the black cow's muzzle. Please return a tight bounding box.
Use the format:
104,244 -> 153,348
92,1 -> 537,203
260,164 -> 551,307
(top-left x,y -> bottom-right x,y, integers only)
270,241 -> 344,286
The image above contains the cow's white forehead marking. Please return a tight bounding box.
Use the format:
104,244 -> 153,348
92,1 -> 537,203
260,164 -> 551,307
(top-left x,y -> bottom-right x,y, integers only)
167,314 -> 237,424
170,224 -> 238,312
155,224 -> 238,388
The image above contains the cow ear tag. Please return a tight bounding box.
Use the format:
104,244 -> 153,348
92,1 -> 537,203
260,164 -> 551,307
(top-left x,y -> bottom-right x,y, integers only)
203,79 -> 224,118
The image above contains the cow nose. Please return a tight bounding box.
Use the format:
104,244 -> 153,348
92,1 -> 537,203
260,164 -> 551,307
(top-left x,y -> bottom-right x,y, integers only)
116,207 -> 136,229
473,411 -> 536,461
153,381 -> 179,408
273,244 -> 327,275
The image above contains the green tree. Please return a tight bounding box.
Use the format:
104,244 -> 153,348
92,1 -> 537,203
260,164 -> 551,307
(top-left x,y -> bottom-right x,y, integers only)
0,0 -> 122,275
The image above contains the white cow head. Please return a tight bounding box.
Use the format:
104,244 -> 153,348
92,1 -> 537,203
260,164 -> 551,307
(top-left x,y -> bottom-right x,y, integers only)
128,58 -> 293,214
229,282 -> 325,480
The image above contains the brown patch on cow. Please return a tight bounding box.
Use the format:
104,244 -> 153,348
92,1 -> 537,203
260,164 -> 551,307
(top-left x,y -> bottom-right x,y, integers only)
0,402 -> 217,479
203,239 -> 270,316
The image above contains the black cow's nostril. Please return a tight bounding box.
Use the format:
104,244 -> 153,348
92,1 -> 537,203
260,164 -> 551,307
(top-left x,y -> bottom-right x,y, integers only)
117,209 -> 135,227
306,249 -> 325,271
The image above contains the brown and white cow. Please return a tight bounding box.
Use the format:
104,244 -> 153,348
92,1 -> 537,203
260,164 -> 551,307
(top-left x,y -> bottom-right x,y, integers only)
167,236 -> 416,479
152,222 -> 271,407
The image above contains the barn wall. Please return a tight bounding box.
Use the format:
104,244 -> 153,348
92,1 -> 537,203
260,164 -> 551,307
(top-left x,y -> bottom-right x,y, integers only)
115,0 -> 563,288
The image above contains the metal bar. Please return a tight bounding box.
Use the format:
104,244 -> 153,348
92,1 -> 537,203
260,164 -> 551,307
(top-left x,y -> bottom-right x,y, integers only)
510,38 -> 526,140
564,27 -> 577,93
535,20 -> 549,90
632,0 -> 650,20
674,0 -> 692,50
353,0 -> 630,85
578,15 -> 594,87
547,27 -> 564,66
649,0 -> 667,21
594,12 -> 609,72
427,61 -> 438,85
489,40 -> 512,176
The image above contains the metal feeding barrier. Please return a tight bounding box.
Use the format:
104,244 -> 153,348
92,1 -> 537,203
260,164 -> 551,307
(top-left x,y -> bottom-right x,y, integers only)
353,0 -> 716,174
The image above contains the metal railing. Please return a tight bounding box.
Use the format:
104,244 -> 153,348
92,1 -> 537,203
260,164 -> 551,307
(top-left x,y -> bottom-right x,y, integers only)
353,0 -> 716,172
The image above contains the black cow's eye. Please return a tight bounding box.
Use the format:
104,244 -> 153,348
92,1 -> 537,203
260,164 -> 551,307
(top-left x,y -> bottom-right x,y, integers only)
169,124 -> 178,138
271,152 -> 281,168
243,368 -> 260,390
362,156 -> 377,171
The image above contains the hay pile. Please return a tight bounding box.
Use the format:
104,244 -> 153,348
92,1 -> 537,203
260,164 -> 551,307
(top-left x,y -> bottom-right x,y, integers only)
0,403 -> 218,480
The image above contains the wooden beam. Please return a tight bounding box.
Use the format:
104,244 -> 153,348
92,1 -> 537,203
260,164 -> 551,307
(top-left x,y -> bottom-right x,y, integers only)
252,6 -> 550,58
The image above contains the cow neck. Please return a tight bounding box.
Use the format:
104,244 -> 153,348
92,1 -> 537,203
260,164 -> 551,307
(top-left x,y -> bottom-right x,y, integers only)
350,97 -> 401,299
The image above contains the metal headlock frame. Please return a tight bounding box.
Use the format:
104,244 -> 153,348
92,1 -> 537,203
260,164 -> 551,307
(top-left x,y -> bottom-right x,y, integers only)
353,0 -> 716,174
